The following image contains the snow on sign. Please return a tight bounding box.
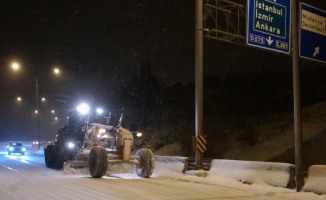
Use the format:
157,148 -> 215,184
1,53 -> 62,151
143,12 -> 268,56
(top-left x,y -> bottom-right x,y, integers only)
247,0 -> 291,54
300,3 -> 326,64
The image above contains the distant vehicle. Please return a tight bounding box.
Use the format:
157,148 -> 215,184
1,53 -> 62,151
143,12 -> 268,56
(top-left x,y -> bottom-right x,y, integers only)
7,142 -> 26,155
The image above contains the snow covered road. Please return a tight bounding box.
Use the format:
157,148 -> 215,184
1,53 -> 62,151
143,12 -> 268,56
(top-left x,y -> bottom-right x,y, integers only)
0,145 -> 325,200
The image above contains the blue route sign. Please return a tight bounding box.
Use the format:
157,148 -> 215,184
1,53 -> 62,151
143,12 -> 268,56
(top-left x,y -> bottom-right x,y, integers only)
247,0 -> 291,54
300,3 -> 326,64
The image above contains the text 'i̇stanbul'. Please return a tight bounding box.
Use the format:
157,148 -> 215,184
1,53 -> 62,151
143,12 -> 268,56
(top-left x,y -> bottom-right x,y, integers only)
254,0 -> 286,37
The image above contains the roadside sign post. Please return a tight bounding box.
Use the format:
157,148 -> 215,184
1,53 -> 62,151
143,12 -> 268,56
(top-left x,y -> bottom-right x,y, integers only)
291,0 -> 304,192
247,0 -> 305,191
247,0 -> 291,54
300,3 -> 326,63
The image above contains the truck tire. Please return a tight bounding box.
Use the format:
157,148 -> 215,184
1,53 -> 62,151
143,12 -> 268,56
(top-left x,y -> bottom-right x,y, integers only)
134,148 -> 154,178
89,146 -> 107,178
45,145 -> 63,169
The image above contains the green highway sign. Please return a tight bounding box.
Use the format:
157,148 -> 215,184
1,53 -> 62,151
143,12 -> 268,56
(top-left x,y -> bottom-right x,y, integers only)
247,0 -> 291,54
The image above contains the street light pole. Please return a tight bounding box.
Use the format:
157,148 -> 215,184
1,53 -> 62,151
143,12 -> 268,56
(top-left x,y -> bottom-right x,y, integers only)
11,62 -> 61,149
35,77 -> 40,150
195,0 -> 204,170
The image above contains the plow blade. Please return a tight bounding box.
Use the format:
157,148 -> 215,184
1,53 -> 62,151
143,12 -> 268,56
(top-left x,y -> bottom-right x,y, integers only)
64,160 -> 88,169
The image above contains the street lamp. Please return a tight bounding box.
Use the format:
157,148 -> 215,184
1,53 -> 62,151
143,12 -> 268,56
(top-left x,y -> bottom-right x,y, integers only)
35,77 -> 40,149
11,62 -> 61,150
53,68 -> 60,75
12,63 -> 20,71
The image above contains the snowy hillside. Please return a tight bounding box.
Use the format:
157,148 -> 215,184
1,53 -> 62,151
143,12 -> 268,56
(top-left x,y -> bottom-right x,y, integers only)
224,100 -> 326,165
154,101 -> 326,167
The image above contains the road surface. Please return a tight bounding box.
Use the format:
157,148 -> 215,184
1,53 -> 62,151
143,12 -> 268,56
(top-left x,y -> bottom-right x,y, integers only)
0,143 -> 324,200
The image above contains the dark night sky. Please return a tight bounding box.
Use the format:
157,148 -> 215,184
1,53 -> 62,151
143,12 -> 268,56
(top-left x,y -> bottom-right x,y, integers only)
0,0 -> 325,141
0,0 -> 196,85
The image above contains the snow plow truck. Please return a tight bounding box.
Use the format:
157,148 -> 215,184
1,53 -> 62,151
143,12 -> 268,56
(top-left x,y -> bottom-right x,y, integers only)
44,104 -> 154,178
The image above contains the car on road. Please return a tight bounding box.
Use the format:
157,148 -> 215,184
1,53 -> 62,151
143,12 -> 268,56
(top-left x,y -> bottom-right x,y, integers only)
7,142 -> 26,155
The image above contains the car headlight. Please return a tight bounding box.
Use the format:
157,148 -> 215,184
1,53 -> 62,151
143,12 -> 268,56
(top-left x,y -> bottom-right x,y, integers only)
9,147 -> 14,151
22,147 -> 26,152
67,142 -> 75,149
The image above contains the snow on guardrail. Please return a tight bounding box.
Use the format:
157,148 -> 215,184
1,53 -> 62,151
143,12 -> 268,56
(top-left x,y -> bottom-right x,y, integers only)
208,159 -> 295,188
303,165 -> 326,195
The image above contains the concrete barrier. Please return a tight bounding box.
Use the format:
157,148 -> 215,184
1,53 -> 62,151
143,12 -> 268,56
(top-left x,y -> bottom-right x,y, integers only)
154,156 -> 188,174
303,165 -> 326,195
209,159 -> 295,188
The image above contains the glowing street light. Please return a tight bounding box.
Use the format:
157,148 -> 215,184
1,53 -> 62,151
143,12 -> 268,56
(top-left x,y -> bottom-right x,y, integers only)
10,61 -> 62,150
17,97 -> 22,102
11,63 -> 20,71
53,67 -> 60,75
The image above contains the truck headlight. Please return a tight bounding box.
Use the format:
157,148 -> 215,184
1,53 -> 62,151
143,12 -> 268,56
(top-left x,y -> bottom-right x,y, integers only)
9,147 -> 14,151
136,132 -> 143,137
22,147 -> 26,152
67,142 -> 75,149
99,128 -> 106,134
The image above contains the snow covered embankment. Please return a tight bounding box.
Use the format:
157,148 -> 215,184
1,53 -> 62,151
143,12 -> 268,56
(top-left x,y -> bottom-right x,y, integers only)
208,159 -> 295,188
303,165 -> 326,195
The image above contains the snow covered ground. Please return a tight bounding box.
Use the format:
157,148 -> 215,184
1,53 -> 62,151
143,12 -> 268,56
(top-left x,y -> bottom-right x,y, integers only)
63,153 -> 326,198
1,144 -> 326,199
304,165 -> 326,195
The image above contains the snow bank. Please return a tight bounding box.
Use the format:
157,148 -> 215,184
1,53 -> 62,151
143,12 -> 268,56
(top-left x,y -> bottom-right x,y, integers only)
154,143 -> 184,156
303,165 -> 326,195
209,159 -> 295,188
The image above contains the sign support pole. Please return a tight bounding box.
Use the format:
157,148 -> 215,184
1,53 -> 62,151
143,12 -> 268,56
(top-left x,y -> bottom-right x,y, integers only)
291,0 -> 304,192
195,0 -> 204,170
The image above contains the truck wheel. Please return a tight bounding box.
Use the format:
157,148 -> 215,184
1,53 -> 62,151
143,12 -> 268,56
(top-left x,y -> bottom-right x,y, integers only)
134,148 -> 154,178
45,145 -> 63,169
89,146 -> 107,178
45,145 -> 54,168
